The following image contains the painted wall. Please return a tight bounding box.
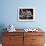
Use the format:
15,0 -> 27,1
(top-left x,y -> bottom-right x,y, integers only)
0,0 -> 46,43
0,0 -> 46,30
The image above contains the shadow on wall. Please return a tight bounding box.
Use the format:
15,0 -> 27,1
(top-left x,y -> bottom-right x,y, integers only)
0,24 -> 7,43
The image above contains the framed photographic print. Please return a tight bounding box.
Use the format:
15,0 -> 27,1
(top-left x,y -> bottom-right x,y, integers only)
18,7 -> 35,21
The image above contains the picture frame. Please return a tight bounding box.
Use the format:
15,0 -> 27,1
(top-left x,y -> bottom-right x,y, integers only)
18,7 -> 35,21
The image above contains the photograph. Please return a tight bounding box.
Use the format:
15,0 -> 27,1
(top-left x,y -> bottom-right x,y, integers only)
18,7 -> 35,21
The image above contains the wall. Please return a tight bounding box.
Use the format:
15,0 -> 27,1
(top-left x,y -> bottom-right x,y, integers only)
0,0 -> 46,43
0,0 -> 46,30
